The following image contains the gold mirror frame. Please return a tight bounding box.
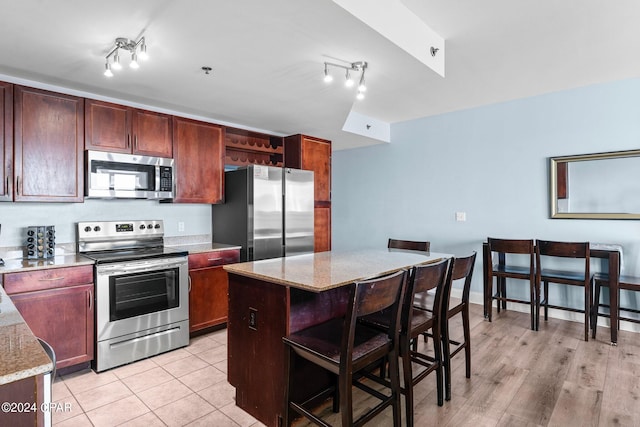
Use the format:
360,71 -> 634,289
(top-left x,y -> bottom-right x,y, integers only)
550,149 -> 640,219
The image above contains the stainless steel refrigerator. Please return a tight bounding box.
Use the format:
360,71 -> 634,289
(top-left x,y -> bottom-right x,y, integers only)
212,165 -> 314,261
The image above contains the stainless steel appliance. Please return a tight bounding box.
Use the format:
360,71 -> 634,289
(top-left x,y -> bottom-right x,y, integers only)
85,150 -> 175,199
77,220 -> 189,372
212,165 -> 314,261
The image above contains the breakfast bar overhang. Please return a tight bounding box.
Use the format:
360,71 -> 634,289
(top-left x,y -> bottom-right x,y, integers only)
224,249 -> 450,427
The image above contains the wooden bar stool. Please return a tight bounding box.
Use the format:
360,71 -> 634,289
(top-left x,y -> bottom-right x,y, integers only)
536,240 -> 592,341
592,273 -> 640,339
486,238 -> 537,330
442,252 -> 477,401
361,259 -> 452,427
282,269 -> 407,427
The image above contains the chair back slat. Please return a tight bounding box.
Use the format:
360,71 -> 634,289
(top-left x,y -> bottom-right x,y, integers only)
536,240 -> 589,258
452,252 -> 477,303
487,238 -> 534,255
388,238 -> 430,252
353,269 -> 407,318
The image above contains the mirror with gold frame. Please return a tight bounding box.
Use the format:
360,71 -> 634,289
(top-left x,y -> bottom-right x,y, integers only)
550,149 -> 640,219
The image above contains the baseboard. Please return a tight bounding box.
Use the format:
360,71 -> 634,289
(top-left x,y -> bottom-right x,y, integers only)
451,288 -> 640,334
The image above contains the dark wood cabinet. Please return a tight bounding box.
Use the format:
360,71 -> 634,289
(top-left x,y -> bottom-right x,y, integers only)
13,86 -> 84,202
173,117 -> 224,203
0,81 -> 12,201
85,99 -> 173,158
4,265 -> 95,370
188,249 -> 240,334
285,134 -> 332,251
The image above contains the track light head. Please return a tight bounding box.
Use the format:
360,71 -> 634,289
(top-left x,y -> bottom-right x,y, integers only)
104,63 -> 113,77
323,63 -> 333,83
345,70 -> 354,87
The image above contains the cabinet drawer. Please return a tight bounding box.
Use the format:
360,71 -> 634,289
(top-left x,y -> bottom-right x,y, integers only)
189,249 -> 240,269
4,265 -> 94,294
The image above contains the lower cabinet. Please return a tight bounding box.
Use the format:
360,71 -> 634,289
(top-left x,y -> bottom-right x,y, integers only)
188,249 -> 240,334
3,265 -> 94,370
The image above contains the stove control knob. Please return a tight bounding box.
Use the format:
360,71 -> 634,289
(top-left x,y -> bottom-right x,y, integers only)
154,224 -> 161,229
84,226 -> 91,232
94,226 -> 101,232
147,224 -> 153,230
140,224 -> 146,230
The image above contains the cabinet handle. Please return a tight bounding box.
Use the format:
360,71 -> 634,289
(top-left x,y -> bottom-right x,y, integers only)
16,176 -> 19,195
207,257 -> 223,262
127,134 -> 131,149
188,275 -> 192,292
134,135 -> 138,150
4,175 -> 7,194
38,276 -> 65,281
88,290 -> 93,311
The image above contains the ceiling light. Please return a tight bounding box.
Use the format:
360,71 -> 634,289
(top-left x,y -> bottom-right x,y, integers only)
104,63 -> 113,77
322,60 -> 368,100
323,64 -> 333,83
104,36 -> 148,76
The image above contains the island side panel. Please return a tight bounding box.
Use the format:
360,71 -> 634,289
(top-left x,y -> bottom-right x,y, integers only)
227,273 -> 289,427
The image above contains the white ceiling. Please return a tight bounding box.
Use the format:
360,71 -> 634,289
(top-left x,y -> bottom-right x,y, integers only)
0,0 -> 639,150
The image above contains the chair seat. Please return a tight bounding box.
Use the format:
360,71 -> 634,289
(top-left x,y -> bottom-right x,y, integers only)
492,264 -> 533,278
285,318 -> 392,370
594,273 -> 640,289
539,268 -> 591,282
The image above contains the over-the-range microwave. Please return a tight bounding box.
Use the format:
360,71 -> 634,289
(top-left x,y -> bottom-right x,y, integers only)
85,150 -> 174,199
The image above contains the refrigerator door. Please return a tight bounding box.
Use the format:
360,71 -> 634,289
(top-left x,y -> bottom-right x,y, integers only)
284,168 -> 314,256
252,166 -> 284,260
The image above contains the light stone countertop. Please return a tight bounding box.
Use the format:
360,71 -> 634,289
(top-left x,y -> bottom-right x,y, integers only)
224,249 -> 451,292
0,285 -> 53,385
166,242 -> 242,255
0,254 -> 95,274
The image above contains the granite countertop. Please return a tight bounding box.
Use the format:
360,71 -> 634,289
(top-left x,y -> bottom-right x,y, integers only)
0,286 -> 53,385
167,242 -> 242,254
224,249 -> 451,292
0,254 -> 95,274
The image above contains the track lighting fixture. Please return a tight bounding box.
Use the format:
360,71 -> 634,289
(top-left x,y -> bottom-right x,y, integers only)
104,36 -> 148,77
323,60 -> 368,100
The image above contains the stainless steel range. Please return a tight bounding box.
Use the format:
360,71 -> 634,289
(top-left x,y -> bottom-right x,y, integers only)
77,220 -> 189,372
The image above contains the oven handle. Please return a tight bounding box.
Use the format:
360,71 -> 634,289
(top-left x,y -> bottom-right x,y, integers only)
97,259 -> 187,276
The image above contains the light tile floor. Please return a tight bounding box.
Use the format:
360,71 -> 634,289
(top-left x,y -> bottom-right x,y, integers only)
52,328 -> 265,427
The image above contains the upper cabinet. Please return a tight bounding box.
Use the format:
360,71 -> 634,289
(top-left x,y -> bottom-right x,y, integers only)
173,117 -> 224,203
285,134 -> 332,252
0,82 -> 12,201
85,99 -> 173,158
13,85 -> 84,202
285,134 -> 331,202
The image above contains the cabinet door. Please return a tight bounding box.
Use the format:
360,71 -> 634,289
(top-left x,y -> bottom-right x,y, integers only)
132,109 -> 173,157
314,205 -> 331,252
14,86 -> 84,202
189,267 -> 229,332
11,284 -> 94,369
301,136 -> 331,203
85,99 -> 132,153
173,117 -> 224,203
0,81 -> 12,201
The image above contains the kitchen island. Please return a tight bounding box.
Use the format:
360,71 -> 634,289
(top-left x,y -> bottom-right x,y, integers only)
224,249 -> 450,427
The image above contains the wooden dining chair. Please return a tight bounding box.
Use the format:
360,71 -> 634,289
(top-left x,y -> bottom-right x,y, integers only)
592,273 -> 640,339
536,240 -> 592,341
388,238 -> 430,253
441,252 -> 477,401
282,269 -> 407,427
486,238 -> 537,330
361,259 -> 452,426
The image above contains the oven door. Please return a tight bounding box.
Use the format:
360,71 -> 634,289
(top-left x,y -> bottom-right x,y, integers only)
95,256 -> 189,342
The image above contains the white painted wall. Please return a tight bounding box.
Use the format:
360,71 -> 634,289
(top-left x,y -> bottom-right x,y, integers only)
332,78 -> 640,313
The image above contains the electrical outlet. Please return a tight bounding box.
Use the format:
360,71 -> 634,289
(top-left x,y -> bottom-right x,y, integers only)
178,221 -> 185,232
455,212 -> 467,222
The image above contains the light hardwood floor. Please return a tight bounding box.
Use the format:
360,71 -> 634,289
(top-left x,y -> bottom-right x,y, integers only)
295,300 -> 640,426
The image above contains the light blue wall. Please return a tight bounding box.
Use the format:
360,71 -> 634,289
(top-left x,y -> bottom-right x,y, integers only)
0,200 -> 211,247
332,78 -> 640,303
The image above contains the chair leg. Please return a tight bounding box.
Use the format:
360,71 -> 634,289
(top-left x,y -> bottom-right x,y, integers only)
501,277 -> 507,309
529,281 -> 535,331
387,349 -> 402,427
433,328 -> 444,407
544,281 -> 549,321
584,284 -> 590,342
401,338 -> 414,427
442,315 -> 452,401
535,278 -> 540,331
591,281 -> 601,339
339,370 -> 353,427
462,306 -> 471,379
